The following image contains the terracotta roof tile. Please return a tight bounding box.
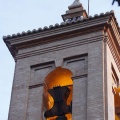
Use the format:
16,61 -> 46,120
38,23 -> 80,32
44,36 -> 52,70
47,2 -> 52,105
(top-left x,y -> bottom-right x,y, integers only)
3,11 -> 119,40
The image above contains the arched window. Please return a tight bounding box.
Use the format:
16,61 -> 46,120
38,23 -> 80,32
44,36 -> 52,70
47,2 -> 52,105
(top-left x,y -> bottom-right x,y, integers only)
43,67 -> 73,120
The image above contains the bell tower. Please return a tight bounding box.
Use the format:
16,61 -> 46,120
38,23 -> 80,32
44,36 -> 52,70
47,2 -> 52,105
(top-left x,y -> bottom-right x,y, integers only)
3,0 -> 120,120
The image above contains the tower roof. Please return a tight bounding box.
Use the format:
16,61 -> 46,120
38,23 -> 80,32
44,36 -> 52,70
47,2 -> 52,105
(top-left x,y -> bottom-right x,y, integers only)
62,0 -> 88,21
3,9 -> 120,70
68,0 -> 82,9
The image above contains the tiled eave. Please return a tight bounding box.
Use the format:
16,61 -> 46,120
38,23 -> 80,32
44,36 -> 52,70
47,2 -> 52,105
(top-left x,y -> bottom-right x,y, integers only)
3,11 -> 119,41
3,10 -> 120,61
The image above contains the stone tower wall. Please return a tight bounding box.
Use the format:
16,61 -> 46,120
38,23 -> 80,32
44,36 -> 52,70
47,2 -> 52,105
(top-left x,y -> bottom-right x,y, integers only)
8,31 -> 106,120
4,10 -> 120,120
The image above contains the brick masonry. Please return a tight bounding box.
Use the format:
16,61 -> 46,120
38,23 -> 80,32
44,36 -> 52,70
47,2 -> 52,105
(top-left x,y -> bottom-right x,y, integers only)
4,12 -> 120,120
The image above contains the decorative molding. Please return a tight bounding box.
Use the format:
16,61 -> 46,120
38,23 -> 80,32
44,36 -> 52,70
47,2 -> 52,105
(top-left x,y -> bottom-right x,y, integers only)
30,61 -> 55,87
6,15 -> 109,45
104,15 -> 120,72
29,83 -> 43,89
16,35 -> 103,60
3,11 -> 114,41
107,33 -> 120,72
4,14 -> 111,60
63,54 -> 88,78
72,74 -> 87,79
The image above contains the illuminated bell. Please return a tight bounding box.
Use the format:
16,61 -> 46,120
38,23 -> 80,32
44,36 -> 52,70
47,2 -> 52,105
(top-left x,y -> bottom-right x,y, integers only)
44,86 -> 71,118
43,67 -> 73,120
44,67 -> 73,89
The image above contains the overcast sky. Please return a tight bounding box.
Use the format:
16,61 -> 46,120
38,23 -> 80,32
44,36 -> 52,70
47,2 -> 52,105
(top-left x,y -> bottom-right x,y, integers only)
0,0 -> 120,120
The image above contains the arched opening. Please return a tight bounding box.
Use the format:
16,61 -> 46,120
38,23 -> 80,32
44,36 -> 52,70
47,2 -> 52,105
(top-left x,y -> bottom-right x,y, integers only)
43,67 -> 73,120
114,87 -> 120,120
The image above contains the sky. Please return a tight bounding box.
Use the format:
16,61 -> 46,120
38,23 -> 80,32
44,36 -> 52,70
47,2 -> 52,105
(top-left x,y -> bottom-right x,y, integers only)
0,0 -> 120,120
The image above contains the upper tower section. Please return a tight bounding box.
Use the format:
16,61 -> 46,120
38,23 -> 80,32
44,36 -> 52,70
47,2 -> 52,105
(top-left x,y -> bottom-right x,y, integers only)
62,0 -> 88,22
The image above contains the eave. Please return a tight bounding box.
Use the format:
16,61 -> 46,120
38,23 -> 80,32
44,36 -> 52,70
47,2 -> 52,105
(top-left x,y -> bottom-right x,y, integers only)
3,11 -> 120,62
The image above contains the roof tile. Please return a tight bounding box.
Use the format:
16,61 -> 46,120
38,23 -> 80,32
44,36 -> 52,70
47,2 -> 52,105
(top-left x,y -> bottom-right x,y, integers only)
3,11 -> 119,40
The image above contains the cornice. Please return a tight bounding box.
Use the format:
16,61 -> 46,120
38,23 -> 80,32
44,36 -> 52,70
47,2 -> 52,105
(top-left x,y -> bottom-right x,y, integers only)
16,35 -> 104,60
3,11 -> 115,41
5,16 -> 109,45
106,30 -> 120,72
103,14 -> 120,72
3,11 -> 120,61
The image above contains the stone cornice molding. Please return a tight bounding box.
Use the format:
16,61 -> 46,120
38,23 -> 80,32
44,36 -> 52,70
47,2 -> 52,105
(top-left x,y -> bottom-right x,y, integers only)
16,35 -> 103,60
104,15 -> 120,71
5,16 -> 109,45
3,11 -> 120,64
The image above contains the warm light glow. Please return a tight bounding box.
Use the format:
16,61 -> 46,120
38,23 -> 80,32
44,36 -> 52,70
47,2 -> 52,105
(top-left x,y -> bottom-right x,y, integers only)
44,67 -> 73,89
46,114 -> 72,120
114,87 -> 120,93
114,87 -> 120,120
115,114 -> 120,120
114,87 -> 120,108
66,113 -> 72,120
43,67 -> 73,120
46,116 -> 57,120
